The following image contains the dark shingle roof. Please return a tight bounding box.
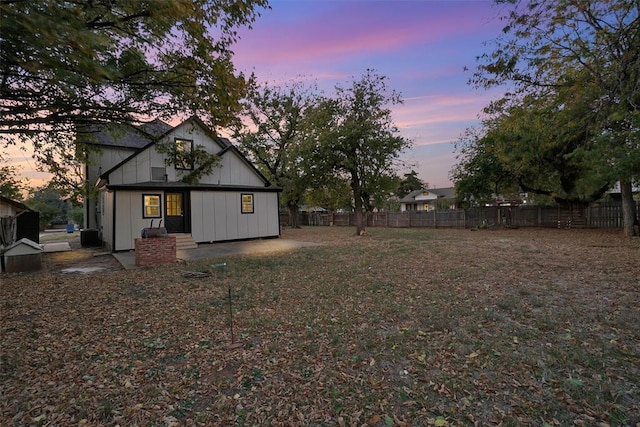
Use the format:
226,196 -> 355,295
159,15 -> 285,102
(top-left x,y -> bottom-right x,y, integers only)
82,119 -> 172,149
139,119 -> 173,137
399,187 -> 456,203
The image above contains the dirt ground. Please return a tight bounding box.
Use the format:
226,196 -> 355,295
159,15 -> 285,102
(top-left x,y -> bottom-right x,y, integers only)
3,226 -> 638,426
32,225 -> 640,275
40,233 -> 123,273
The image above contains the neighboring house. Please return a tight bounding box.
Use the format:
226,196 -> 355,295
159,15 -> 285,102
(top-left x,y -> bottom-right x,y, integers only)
83,116 -> 281,252
0,196 -> 39,247
399,187 -> 457,212
605,181 -> 640,201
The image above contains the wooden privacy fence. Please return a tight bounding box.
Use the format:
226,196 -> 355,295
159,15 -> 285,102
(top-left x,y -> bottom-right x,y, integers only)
282,202 -> 638,229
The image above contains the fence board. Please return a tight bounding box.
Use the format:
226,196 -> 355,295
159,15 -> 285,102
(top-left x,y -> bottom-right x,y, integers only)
279,202 -> 638,230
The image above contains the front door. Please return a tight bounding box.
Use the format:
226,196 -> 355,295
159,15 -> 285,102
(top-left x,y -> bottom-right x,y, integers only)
164,192 -> 189,233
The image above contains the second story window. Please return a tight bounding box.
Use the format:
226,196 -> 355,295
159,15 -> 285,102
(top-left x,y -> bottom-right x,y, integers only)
175,138 -> 193,170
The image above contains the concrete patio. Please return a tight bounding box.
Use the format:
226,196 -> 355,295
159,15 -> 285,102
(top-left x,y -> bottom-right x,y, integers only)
112,238 -> 321,269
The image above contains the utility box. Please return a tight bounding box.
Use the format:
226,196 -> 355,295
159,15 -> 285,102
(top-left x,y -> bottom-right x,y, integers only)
1,238 -> 43,273
81,229 -> 101,247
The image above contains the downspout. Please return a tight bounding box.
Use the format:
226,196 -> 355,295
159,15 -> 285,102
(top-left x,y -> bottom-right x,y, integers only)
112,191 -> 117,252
85,163 -> 90,229
277,191 -> 282,237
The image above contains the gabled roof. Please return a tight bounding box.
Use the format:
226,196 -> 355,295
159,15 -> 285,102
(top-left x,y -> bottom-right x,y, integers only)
94,116 -> 273,188
216,144 -> 272,186
2,238 -> 43,254
400,187 -> 456,203
0,196 -> 32,212
81,120 -> 170,150
139,119 -> 173,138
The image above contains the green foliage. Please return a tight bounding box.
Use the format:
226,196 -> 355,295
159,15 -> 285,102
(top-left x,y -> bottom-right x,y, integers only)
24,185 -> 69,228
233,80 -> 322,221
155,142 -> 221,185
397,170 -> 425,199
451,128 -> 515,207
1,0 -> 267,132
36,136 -> 96,205
68,205 -> 84,226
1,0 -> 268,193
306,70 -> 412,231
453,91 -> 612,207
461,0 -> 639,230
304,179 -> 353,212
0,152 -> 29,201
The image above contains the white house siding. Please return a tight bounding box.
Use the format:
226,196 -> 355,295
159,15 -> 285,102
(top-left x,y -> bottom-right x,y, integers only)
170,123 -> 225,151
113,191 -> 155,251
109,148 -> 154,185
87,146 -> 137,183
101,191 -> 114,251
104,131 -> 263,188
190,191 -> 279,243
198,151 -> 265,187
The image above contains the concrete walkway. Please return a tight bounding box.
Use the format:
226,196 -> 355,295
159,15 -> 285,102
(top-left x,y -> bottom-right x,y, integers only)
41,242 -> 72,252
112,238 -> 321,270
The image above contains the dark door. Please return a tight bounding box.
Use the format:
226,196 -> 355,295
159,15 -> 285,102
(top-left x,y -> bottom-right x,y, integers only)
17,211 -> 40,243
164,192 -> 189,233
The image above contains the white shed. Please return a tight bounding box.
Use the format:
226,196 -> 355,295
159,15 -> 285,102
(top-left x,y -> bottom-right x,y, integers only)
1,238 -> 43,273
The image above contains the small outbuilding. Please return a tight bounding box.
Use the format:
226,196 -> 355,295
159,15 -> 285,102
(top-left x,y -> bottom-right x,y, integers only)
1,238 -> 43,273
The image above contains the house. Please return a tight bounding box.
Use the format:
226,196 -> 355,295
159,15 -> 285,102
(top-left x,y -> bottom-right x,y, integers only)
399,187 -> 457,212
0,196 -> 39,247
83,116 -> 281,252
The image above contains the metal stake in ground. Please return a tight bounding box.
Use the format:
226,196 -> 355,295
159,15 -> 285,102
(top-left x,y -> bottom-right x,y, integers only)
211,263 -> 242,349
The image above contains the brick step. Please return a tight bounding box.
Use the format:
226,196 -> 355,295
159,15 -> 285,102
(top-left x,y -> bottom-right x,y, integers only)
173,233 -> 198,250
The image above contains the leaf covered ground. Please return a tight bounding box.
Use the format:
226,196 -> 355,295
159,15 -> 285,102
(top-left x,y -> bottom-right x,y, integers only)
2,227 -> 639,426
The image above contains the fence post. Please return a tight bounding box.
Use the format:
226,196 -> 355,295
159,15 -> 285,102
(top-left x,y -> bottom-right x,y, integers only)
537,207 -> 541,227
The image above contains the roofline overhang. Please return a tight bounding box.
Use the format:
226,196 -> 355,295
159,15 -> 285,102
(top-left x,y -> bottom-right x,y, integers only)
104,183 -> 282,193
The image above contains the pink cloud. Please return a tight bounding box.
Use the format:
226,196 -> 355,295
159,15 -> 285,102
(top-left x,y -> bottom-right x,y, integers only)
233,1 -> 502,70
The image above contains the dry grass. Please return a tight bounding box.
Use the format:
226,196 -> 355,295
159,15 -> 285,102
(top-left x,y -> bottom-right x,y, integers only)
2,227 -> 639,426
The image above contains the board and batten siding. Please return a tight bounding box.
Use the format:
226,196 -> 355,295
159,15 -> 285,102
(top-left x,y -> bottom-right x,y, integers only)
87,146 -> 137,183
190,191 -> 279,243
198,152 -> 265,187
101,190 -> 115,251
107,146 -> 164,186
112,191 -> 159,251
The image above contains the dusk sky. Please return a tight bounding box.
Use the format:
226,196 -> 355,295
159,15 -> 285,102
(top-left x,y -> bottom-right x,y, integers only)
9,0 -> 508,190
230,0 -> 508,189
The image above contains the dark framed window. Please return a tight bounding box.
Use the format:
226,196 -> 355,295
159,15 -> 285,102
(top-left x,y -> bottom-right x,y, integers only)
175,138 -> 193,170
143,194 -> 161,218
166,193 -> 183,216
241,193 -> 254,214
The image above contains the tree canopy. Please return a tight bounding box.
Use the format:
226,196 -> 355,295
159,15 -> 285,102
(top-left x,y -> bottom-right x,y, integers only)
0,152 -> 28,201
397,170 -> 426,199
459,0 -> 639,235
1,0 -> 268,194
232,80 -> 322,228
1,0 -> 268,134
307,70 -> 411,234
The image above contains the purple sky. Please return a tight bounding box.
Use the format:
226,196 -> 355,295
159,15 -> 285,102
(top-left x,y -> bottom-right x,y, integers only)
8,0 -> 507,190
230,0 -> 507,188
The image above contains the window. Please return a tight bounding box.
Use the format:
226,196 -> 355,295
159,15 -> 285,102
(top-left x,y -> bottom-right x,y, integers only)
143,194 -> 161,218
151,167 -> 167,181
241,193 -> 254,214
166,193 -> 183,216
175,138 -> 193,170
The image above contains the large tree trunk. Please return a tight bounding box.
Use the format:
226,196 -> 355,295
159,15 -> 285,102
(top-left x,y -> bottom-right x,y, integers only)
351,172 -> 366,236
620,180 -> 638,237
287,202 -> 300,229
